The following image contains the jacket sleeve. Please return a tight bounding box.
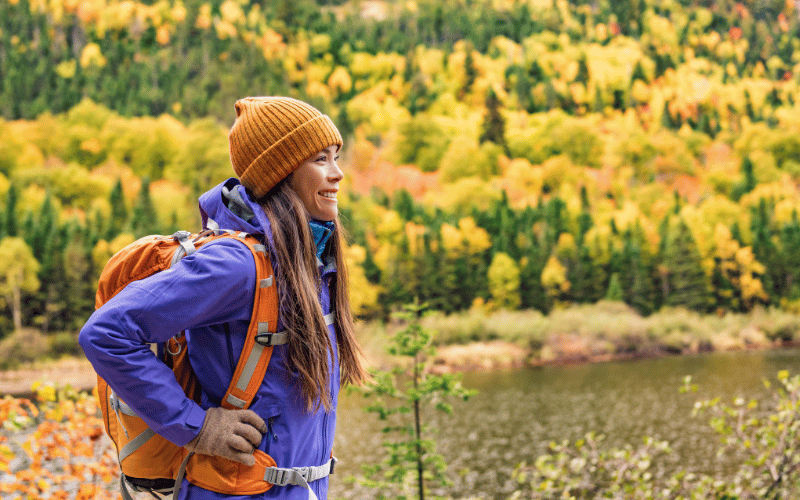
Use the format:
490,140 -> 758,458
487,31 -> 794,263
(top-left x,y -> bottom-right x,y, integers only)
79,239 -> 257,446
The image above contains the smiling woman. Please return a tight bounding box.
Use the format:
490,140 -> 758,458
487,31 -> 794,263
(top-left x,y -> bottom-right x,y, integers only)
289,145 -> 343,222
79,96 -> 367,500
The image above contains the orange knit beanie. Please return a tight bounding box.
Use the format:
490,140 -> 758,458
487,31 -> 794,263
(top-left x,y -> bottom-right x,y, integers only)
228,97 -> 343,198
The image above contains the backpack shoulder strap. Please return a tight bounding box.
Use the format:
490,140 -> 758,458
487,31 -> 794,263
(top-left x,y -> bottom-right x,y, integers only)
218,233 -> 282,410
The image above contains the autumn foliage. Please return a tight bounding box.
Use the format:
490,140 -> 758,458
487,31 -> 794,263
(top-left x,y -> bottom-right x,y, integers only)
1,0 -> 800,336
0,383 -> 118,498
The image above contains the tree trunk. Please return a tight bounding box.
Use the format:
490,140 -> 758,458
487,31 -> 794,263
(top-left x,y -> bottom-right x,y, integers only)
42,283 -> 55,333
12,281 -> 21,331
414,354 -> 424,500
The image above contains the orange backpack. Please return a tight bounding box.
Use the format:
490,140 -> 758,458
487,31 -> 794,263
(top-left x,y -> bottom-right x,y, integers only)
94,229 -> 285,499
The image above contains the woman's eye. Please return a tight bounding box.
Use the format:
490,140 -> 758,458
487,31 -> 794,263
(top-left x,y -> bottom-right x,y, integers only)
334,156 -> 340,162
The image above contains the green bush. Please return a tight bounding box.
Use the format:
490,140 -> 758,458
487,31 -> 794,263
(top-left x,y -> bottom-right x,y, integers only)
510,372 -> 800,499
48,331 -> 82,358
0,328 -> 49,370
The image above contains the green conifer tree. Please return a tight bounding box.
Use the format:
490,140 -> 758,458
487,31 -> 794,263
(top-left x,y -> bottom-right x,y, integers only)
605,273 -> 624,301
663,218 -> 711,311
520,236 -> 548,312
108,178 -> 128,239
460,45 -> 477,99
131,177 -> 159,238
61,227 -> 95,330
4,182 -> 18,238
751,198 -> 778,301
575,55 -> 590,85
780,211 -> 800,299
577,186 -> 593,246
392,188 -> 416,221
571,245 -> 605,303
619,226 -> 655,314
479,87 -> 507,151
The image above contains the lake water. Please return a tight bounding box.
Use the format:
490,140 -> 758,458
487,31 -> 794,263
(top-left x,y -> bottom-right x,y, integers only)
329,348 -> 800,500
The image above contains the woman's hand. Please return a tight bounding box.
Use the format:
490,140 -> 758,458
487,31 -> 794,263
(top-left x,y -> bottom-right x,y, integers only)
185,407 -> 267,466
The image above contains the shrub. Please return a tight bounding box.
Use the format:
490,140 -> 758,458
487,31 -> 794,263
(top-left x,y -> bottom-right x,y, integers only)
48,331 -> 82,358
510,372 -> 800,499
0,328 -> 49,370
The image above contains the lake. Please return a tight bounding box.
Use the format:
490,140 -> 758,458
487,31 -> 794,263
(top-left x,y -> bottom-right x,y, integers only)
329,348 -> 800,500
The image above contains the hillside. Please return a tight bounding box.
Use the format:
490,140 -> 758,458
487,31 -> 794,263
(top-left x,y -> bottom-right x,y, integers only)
0,0 -> 800,354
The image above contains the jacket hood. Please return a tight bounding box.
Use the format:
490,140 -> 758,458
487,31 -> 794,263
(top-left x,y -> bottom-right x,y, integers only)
198,178 -> 275,248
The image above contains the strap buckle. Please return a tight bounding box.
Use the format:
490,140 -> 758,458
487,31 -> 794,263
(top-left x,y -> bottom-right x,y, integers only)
256,333 -> 275,346
171,230 -> 192,241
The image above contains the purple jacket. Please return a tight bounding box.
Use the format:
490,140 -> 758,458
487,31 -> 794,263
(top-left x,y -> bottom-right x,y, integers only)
79,178 -> 339,500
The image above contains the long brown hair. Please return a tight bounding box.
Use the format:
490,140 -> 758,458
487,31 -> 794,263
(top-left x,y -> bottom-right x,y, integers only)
259,181 -> 367,412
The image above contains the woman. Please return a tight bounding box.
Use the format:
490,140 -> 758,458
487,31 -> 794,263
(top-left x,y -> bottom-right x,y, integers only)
79,96 -> 367,500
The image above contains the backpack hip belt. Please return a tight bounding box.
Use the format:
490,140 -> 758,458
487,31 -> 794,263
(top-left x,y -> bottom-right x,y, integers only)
179,452 -> 336,498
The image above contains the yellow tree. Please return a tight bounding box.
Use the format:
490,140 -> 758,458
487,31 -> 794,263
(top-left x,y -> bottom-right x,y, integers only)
541,254 -> 570,306
712,223 -> 767,310
0,237 -> 40,331
487,252 -> 521,310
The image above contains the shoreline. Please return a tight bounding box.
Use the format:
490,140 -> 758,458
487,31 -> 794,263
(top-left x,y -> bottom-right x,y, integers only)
428,338 -> 796,374
3,340 -> 795,397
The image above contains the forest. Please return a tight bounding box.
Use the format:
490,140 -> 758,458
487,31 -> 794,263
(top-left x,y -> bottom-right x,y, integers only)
1,0 -> 800,356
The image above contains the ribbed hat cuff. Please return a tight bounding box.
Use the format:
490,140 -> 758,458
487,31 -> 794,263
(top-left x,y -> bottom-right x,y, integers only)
240,114 -> 342,198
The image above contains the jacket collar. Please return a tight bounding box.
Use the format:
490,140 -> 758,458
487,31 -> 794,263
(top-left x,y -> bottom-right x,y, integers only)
198,178 -> 337,274
199,178 -> 276,249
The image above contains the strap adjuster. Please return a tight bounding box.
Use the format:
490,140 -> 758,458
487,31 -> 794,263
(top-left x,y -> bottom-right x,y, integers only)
255,330 -> 289,347
256,333 -> 275,346
263,457 -> 336,488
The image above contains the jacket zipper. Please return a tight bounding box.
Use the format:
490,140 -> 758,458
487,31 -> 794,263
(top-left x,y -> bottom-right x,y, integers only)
223,322 -> 235,373
266,417 -> 277,455
321,325 -> 335,466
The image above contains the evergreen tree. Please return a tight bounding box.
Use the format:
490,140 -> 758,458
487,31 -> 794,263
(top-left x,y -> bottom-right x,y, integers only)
61,228 -> 95,330
131,177 -> 159,238
392,188 -> 415,221
661,101 -> 678,129
570,245 -> 606,303
631,60 -> 648,83
108,178 -> 128,239
490,191 -> 515,257
574,55 -> 590,85
21,211 -> 35,249
751,198 -> 778,300
31,193 -> 56,263
37,217 -> 63,333
711,258 -> 737,311
362,243 -> 381,285
479,87 -> 507,151
577,186 -> 593,246
605,272 -> 624,301
731,156 -> 757,202
592,84 -> 605,114
460,45 -> 477,99
780,211 -> 800,299
663,218 -> 711,312
619,227 -> 654,314
4,182 -> 18,238
512,64 -> 534,113
543,196 -> 568,253
744,89 -> 757,121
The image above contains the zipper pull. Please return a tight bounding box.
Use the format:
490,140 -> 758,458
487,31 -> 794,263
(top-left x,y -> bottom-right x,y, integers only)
267,417 -> 278,442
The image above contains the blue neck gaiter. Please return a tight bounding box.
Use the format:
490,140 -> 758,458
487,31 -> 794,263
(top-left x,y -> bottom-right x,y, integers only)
309,219 -> 335,261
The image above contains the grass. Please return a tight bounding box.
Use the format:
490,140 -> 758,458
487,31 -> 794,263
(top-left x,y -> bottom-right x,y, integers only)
3,302 -> 799,378
354,301 -> 800,369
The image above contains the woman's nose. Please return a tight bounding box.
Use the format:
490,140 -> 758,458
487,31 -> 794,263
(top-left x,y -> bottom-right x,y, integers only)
328,162 -> 343,181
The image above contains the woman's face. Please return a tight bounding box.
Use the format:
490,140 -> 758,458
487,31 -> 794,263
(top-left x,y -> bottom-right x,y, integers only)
289,145 -> 343,221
